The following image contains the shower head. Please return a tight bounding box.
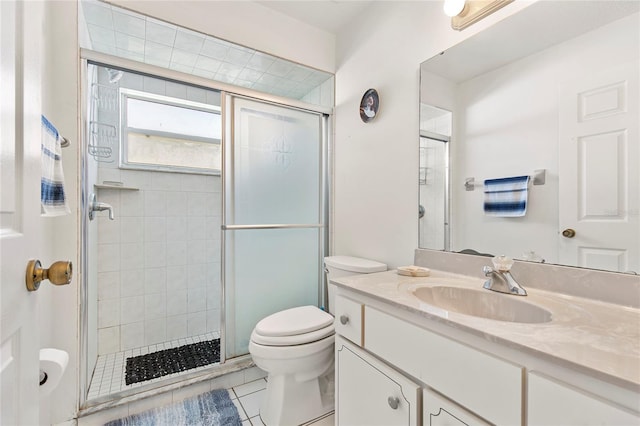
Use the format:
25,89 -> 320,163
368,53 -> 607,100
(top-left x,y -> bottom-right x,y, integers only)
106,68 -> 124,84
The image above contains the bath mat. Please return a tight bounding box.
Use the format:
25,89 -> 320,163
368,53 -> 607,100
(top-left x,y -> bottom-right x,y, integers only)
125,339 -> 220,385
105,388 -> 242,426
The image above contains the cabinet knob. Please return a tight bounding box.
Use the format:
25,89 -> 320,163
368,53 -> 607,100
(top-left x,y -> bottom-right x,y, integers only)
387,396 -> 400,410
340,315 -> 349,325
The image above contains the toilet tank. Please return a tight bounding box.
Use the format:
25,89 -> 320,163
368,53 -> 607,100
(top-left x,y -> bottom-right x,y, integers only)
324,256 -> 387,314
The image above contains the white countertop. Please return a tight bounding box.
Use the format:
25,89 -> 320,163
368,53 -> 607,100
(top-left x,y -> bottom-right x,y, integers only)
331,269 -> 640,392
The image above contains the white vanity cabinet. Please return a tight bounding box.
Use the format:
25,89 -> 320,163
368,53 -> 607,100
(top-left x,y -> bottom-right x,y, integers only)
423,389 -> 491,426
364,306 -> 523,426
333,295 -> 363,346
528,373 -> 639,425
335,335 -> 421,426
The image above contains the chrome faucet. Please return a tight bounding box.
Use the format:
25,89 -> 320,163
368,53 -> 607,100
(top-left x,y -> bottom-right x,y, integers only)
482,255 -> 527,296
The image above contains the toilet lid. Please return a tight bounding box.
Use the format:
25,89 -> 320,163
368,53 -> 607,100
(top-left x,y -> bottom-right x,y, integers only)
254,306 -> 334,337
251,323 -> 334,346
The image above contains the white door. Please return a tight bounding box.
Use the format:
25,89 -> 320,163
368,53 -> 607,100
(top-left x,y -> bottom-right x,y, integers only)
1,1 -> 45,424
558,60 -> 639,273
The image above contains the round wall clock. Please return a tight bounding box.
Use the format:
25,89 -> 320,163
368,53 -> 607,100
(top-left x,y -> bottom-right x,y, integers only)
359,88 -> 379,123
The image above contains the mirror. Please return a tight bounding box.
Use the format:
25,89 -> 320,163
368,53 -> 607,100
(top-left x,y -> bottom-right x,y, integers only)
419,1 -> 639,273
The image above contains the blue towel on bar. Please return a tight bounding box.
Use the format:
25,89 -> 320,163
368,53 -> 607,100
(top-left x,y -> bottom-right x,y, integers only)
484,175 -> 530,217
41,115 -> 70,216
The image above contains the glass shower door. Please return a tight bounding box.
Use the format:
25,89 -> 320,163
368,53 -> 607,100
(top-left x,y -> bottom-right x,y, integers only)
223,95 -> 327,358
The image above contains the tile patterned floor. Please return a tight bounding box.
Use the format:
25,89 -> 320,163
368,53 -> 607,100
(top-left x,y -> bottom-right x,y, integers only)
88,332 -> 220,400
229,379 -> 334,426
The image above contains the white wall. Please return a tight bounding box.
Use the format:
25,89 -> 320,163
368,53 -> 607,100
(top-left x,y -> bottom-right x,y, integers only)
333,1 -> 533,268
106,0 -> 336,73
41,1 -> 80,424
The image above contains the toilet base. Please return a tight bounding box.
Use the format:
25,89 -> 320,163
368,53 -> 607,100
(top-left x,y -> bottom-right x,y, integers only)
260,366 -> 334,426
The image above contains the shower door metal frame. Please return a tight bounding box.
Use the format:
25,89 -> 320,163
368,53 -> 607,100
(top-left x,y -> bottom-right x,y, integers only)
78,50 -> 333,410
221,93 -> 330,359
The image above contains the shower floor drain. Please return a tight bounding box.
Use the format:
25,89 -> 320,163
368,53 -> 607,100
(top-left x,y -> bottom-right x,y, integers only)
125,339 -> 220,385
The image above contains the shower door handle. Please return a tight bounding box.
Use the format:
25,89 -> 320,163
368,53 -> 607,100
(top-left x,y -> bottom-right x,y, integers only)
89,193 -> 114,220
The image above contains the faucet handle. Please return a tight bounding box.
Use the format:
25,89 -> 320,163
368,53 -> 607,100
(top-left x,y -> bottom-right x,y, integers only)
482,265 -> 494,277
492,255 -> 514,272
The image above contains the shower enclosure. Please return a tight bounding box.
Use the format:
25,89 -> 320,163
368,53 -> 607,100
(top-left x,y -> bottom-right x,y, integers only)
80,60 -> 329,406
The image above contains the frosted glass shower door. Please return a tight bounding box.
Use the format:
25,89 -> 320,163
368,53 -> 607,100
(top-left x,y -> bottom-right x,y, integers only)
223,96 -> 327,358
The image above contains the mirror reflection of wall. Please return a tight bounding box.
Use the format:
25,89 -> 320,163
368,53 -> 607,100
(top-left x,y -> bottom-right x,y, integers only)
419,105 -> 451,251
419,1 -> 639,274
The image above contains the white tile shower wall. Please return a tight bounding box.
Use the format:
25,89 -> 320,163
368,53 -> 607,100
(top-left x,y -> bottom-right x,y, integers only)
96,174 -> 222,354
95,69 -> 222,354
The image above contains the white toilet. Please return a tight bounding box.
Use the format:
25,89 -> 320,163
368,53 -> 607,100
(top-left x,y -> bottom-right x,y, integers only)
249,256 -> 387,426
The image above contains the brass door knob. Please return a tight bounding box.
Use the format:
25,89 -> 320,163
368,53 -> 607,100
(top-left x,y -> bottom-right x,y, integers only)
26,260 -> 72,291
562,228 -> 576,238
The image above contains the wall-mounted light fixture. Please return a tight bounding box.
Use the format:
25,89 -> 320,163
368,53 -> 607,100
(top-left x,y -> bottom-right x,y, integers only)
443,0 -> 467,17
445,0 -> 514,30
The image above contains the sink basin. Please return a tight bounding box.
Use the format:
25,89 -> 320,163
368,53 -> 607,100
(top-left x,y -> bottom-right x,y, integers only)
412,286 -> 552,323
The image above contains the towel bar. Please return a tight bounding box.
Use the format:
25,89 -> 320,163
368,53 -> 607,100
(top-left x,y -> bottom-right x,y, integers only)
465,169 -> 546,191
60,137 -> 70,148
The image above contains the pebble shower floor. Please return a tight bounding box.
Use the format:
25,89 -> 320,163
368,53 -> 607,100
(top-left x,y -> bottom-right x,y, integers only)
88,331 -> 220,399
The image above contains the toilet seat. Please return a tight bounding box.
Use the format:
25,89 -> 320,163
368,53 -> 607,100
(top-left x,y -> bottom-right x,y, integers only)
251,305 -> 335,346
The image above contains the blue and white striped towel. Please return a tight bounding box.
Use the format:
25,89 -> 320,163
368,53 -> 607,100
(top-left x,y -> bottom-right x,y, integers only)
41,115 -> 70,216
484,175 -> 530,217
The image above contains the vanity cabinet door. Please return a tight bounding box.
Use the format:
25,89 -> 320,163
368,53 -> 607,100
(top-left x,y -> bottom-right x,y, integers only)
424,389 -> 491,426
334,295 -> 363,345
336,336 -> 420,426
528,373 -> 640,425
364,306 -> 523,426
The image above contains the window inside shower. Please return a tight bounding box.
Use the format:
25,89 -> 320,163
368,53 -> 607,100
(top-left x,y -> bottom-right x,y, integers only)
85,63 -> 223,400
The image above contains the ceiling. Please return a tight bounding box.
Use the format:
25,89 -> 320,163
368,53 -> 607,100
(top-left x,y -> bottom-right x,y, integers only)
256,1 -> 373,35
81,0 -> 335,103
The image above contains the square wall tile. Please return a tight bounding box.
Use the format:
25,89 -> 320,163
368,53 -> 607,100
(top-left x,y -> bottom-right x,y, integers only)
119,191 -> 143,217
151,172 -> 182,191
187,288 -> 206,313
144,217 -> 167,242
98,326 -> 120,355
145,293 -> 167,320
166,192 -> 188,217
144,267 -> 167,294
141,76 -> 166,96
166,217 -> 187,241
166,291 -> 187,316
187,240 -> 206,265
120,217 -> 143,243
120,242 -> 144,271
98,271 -> 120,300
187,312 -> 206,335
98,217 -> 120,245
112,10 -> 146,38
166,241 -> 187,267
187,263 -> 206,289
165,81 -> 187,100
120,269 -> 145,297
144,242 -> 167,268
144,19 -> 176,47
166,265 -> 188,291
98,243 -> 120,273
174,30 -> 204,54
121,321 -> 144,351
121,296 -> 145,324
145,319 -> 167,345
166,314 -> 188,340
98,299 -> 120,328
144,191 -> 167,217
